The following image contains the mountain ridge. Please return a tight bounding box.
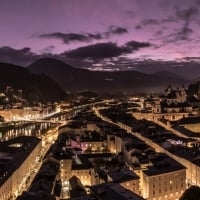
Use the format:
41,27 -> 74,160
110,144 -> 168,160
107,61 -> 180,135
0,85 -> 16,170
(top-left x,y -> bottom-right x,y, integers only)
28,58 -> 189,93
0,61 -> 66,104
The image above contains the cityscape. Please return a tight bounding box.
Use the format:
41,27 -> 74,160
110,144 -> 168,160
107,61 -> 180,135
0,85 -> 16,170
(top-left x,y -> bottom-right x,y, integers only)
1,0 -> 200,200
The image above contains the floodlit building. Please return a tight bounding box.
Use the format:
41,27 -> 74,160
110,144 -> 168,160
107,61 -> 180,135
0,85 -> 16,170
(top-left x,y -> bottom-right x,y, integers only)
107,168 -> 140,195
0,136 -> 42,200
142,156 -> 186,200
90,182 -> 145,200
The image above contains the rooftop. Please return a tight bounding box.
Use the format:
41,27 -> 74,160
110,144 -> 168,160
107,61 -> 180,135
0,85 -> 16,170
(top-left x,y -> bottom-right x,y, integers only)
71,155 -> 93,170
91,183 -> 145,200
143,155 -> 186,176
108,168 -> 139,183
0,136 -> 41,187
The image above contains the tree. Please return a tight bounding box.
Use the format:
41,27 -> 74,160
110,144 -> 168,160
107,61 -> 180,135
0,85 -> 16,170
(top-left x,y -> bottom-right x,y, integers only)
179,185 -> 200,200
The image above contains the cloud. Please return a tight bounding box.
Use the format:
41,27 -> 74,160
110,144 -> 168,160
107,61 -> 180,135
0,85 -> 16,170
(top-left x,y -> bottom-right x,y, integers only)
39,26 -> 128,44
42,45 -> 55,53
181,56 -> 200,62
155,30 -> 163,36
108,26 -> 128,35
141,19 -> 160,26
155,26 -> 193,45
149,6 -> 199,45
0,39 -> 151,66
64,43 -> 127,59
135,25 -> 142,30
173,7 -> 198,41
177,27 -> 193,40
0,46 -> 40,66
160,7 -> 198,43
138,16 -> 176,28
39,32 -> 102,44
125,41 -> 151,50
64,41 -> 151,59
176,7 -> 199,26
135,16 -> 177,36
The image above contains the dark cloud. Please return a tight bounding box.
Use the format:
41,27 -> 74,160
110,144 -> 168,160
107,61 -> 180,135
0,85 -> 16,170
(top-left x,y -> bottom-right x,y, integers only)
174,7 -> 198,40
141,19 -> 160,26
136,16 -> 176,31
0,46 -> 40,66
161,17 -> 177,23
176,7 -> 199,26
39,32 -> 102,44
150,6 -> 198,45
0,39 -> 151,66
64,41 -> 151,59
64,43 -> 127,59
155,30 -> 163,36
135,25 -> 142,30
178,27 -> 193,40
39,26 -> 127,44
125,41 -> 151,50
108,26 -> 128,35
181,56 -> 200,62
161,7 -> 198,43
157,26 -> 193,45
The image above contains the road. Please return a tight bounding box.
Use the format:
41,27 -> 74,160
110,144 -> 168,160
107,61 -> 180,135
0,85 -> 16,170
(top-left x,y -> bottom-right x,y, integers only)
17,126 -> 59,197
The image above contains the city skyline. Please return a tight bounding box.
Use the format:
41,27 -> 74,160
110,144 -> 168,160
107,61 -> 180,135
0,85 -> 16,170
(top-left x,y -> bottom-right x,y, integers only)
1,0 -> 200,68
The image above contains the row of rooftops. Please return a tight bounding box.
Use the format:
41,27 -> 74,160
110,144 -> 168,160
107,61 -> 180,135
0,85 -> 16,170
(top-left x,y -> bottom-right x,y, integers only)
58,110 -> 186,178
68,183 -> 145,200
100,106 -> 200,166
90,183 -> 145,200
14,106 -> 188,200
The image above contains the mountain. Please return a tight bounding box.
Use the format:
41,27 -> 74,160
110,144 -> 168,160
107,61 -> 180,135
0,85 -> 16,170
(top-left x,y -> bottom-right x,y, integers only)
0,62 -> 66,104
28,58 -> 189,94
153,71 -> 182,79
132,61 -> 200,80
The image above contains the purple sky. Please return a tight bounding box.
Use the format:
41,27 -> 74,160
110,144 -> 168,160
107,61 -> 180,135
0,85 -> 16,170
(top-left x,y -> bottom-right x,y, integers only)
0,0 -> 200,68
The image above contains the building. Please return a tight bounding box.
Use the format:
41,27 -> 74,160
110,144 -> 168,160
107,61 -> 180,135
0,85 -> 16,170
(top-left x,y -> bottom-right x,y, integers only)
142,155 -> 186,200
90,182 -> 145,200
17,157 -> 60,200
178,117 -> 200,133
0,136 -> 42,200
107,168 -> 140,195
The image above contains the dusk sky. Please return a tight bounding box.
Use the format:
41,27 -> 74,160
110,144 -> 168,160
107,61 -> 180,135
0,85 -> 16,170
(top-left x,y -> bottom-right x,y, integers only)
1,0 -> 200,69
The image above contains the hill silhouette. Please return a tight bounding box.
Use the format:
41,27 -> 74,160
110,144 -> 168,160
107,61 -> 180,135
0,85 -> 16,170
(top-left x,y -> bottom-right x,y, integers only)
0,62 -> 66,104
29,58 -> 189,93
